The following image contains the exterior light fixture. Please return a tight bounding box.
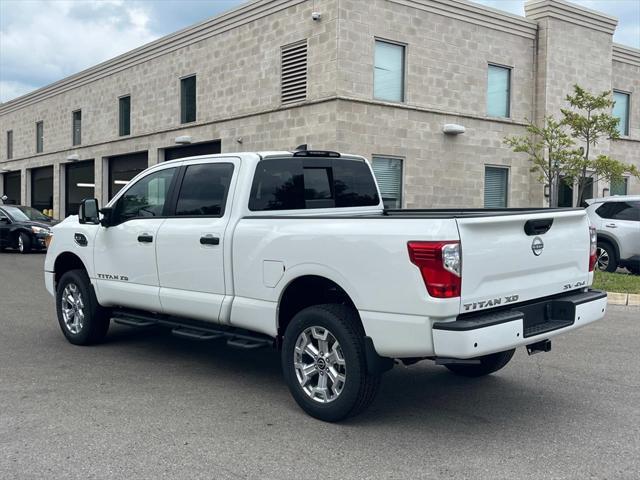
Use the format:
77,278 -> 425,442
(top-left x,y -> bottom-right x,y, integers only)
312,11 -> 321,21
236,137 -> 243,144
1,167 -> 11,172
544,184 -> 550,198
175,135 -> 192,144
443,124 -> 465,135
66,153 -> 80,162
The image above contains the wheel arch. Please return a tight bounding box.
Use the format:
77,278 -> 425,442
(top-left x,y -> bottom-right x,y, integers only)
597,233 -> 620,260
53,251 -> 89,288
276,274 -> 364,340
10,226 -> 33,245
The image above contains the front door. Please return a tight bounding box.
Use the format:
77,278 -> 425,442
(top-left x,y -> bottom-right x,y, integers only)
94,165 -> 179,312
0,209 -> 11,247
156,159 -> 237,323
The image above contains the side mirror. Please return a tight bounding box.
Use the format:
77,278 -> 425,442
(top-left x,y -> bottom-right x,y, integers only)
79,198 -> 100,224
0,216 -> 9,224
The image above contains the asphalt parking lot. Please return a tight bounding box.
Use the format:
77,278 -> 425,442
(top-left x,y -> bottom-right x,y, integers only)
1,252 -> 639,480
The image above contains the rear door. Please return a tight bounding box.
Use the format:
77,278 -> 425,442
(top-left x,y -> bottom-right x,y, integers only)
598,201 -> 640,258
456,210 -> 590,313
156,158 -> 238,323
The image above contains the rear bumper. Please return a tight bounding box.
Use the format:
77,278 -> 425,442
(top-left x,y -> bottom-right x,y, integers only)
432,289 -> 607,359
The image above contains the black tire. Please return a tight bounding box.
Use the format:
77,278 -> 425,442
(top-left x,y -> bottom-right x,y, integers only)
55,269 -> 110,345
626,261 -> 640,276
281,304 -> 381,422
444,349 -> 515,377
596,242 -> 618,272
17,232 -> 32,254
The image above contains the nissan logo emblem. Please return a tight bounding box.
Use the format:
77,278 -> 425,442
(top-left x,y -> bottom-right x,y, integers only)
531,236 -> 544,256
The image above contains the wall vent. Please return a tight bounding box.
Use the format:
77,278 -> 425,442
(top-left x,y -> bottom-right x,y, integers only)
281,40 -> 307,104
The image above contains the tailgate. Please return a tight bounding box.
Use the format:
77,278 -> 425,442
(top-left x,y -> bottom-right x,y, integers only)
456,210 -> 590,314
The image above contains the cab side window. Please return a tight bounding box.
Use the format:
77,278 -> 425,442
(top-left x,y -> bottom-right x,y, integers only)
597,201 -> 640,221
174,163 -> 234,217
249,157 -> 379,211
115,168 -> 176,222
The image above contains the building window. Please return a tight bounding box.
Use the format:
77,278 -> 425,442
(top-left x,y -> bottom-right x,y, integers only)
487,64 -> 511,118
72,110 -> 82,145
119,96 -> 131,136
180,75 -> 196,124
484,166 -> 508,208
613,91 -> 630,136
36,121 -> 44,153
31,166 -> 53,213
6,130 -> 12,159
281,40 -> 308,104
65,160 -> 94,216
374,40 -> 405,103
372,156 -> 403,209
610,177 -> 628,196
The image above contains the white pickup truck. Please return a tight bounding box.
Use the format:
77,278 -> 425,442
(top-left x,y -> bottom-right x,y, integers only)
44,150 -> 607,421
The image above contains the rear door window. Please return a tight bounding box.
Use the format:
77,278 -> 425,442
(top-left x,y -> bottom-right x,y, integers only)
249,157 -> 379,211
175,163 -> 234,217
597,201 -> 640,221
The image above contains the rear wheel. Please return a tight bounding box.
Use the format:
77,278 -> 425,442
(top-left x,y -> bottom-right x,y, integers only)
444,349 -> 515,377
596,242 -> 617,272
17,232 -> 32,254
56,269 -> 110,345
281,304 -> 380,422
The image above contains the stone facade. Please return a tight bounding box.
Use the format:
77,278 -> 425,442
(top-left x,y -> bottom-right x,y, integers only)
0,0 -> 638,216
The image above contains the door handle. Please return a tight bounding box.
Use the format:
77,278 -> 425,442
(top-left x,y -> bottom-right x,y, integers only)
605,223 -> 618,228
137,233 -> 154,243
200,235 -> 220,246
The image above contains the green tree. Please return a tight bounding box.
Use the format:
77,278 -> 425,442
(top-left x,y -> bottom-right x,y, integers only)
561,85 -> 639,205
504,117 -> 580,207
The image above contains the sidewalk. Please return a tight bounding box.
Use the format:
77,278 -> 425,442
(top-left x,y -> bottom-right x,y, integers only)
607,292 -> 640,307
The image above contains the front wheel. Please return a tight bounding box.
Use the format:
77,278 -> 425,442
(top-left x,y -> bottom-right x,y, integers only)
56,269 -> 110,345
281,304 -> 381,422
444,349 -> 515,377
18,232 -> 32,254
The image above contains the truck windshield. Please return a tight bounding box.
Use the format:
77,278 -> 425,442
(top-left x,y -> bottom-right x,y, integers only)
3,205 -> 50,222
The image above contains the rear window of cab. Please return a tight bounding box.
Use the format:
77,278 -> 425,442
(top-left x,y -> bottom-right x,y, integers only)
249,157 -> 379,211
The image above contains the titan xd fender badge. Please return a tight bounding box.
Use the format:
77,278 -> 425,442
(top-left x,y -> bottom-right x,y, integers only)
531,236 -> 544,256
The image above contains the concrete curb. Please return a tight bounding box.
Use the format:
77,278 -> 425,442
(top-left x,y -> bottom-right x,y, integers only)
607,292 -> 640,306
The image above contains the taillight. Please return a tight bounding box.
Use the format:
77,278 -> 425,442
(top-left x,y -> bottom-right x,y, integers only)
407,241 -> 461,298
589,226 -> 597,272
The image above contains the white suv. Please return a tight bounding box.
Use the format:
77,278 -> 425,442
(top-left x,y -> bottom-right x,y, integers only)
586,196 -> 640,274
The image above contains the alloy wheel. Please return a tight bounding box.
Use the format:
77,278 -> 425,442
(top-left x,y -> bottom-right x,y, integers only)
18,235 -> 24,253
596,247 -> 609,271
61,283 -> 85,334
294,326 -> 346,403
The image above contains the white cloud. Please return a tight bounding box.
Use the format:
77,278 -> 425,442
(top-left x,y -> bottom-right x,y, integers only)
0,0 -> 158,102
1,0 -> 638,103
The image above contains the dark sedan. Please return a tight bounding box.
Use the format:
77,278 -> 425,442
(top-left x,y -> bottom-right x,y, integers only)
0,205 -> 58,254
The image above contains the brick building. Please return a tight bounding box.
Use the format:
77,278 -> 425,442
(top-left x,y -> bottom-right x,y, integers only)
0,0 -> 638,217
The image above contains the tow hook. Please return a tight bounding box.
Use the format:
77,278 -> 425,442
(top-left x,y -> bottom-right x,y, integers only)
526,339 -> 551,355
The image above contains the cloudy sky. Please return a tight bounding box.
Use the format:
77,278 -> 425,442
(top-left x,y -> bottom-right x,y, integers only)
0,0 -> 638,103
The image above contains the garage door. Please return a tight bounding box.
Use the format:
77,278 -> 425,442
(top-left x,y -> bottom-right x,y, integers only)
163,140 -> 221,162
